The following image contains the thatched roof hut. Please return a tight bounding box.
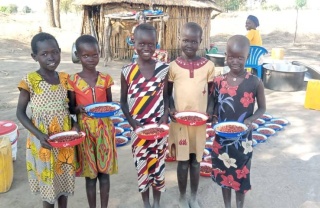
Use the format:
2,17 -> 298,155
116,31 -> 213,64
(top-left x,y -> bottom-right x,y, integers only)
74,0 -> 221,64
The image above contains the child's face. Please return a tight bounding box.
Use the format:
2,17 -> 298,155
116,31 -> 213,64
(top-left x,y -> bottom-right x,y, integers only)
31,39 -> 61,71
245,19 -> 256,30
76,43 -> 100,70
180,27 -> 201,59
226,44 -> 249,73
134,30 -> 156,61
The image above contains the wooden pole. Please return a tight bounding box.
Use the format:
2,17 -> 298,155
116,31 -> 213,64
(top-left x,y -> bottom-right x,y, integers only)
158,16 -> 163,48
104,17 -> 112,65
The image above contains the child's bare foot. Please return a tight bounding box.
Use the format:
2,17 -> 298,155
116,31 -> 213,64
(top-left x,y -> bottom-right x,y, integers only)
189,198 -> 200,208
179,195 -> 189,208
152,201 -> 160,208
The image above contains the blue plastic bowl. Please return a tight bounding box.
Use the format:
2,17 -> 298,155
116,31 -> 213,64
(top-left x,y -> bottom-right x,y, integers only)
252,133 -> 268,143
117,121 -> 131,131
122,131 -> 131,140
85,102 -> 120,118
256,127 -> 276,137
116,136 -> 128,147
115,127 -> 124,136
110,116 -> 124,125
214,121 -> 248,138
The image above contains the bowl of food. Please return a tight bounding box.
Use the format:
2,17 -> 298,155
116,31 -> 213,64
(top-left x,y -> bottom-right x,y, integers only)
165,150 -> 176,162
205,141 -> 213,152
122,131 -> 131,140
200,162 -> 212,177
270,118 -> 289,126
135,124 -> 169,140
110,116 -> 124,125
264,123 -> 283,131
203,149 -> 210,158
260,113 -> 273,121
252,133 -> 268,143
85,102 -> 121,118
202,155 -> 212,164
116,136 -> 129,147
214,121 -> 248,138
206,128 -> 215,138
251,123 -> 259,131
117,121 -> 131,131
253,118 -> 265,126
256,127 -> 276,137
48,131 -> 85,148
175,112 -> 208,126
115,127 -> 124,136
252,139 -> 258,147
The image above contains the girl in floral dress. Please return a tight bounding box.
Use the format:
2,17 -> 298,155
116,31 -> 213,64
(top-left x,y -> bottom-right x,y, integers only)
68,35 -> 117,208
16,32 -> 76,208
211,35 -> 266,208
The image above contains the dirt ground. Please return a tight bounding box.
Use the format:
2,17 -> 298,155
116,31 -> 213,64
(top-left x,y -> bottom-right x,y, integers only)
1,11 -> 320,208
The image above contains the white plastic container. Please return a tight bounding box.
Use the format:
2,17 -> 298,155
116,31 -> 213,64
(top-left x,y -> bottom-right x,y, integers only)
0,121 -> 18,161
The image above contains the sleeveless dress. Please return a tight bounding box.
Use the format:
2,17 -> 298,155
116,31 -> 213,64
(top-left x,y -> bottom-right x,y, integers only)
18,72 -> 75,204
122,61 -> 169,192
211,72 -> 260,193
67,72 -> 118,178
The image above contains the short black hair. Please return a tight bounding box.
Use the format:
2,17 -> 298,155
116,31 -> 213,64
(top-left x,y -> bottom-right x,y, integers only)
31,32 -> 59,54
183,22 -> 203,37
133,23 -> 156,39
75,35 -> 99,52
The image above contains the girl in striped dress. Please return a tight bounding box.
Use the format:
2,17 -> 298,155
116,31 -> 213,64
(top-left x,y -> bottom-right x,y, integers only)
120,23 -> 169,208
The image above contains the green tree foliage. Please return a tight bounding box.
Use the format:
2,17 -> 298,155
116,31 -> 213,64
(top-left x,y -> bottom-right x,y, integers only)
61,0 -> 73,14
0,4 -> 18,13
295,0 -> 307,8
294,0 -> 307,43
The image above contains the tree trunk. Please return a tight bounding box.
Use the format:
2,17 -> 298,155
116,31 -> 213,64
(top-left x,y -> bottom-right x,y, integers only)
54,0 -> 61,28
294,8 -> 298,43
46,0 -> 56,27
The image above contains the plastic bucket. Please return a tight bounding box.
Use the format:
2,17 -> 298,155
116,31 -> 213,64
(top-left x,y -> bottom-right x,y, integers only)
0,121 -> 18,161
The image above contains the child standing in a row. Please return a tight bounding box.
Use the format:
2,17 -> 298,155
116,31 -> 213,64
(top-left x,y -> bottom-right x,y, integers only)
211,35 -> 266,208
16,32 -> 76,208
120,23 -> 169,208
68,35 -> 118,208
168,22 -> 215,208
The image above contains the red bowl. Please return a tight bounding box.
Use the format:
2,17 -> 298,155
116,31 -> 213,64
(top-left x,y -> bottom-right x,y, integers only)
175,112 -> 208,126
135,124 -> 169,140
48,131 -> 85,148
200,162 -> 212,177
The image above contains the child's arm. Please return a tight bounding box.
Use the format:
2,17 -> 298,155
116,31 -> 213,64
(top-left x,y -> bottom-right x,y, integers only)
120,73 -> 142,130
244,80 -> 266,126
158,74 -> 169,125
16,89 -> 51,149
106,87 -> 112,102
168,82 -> 176,122
67,91 -> 80,132
207,82 -> 215,122
68,91 -> 85,114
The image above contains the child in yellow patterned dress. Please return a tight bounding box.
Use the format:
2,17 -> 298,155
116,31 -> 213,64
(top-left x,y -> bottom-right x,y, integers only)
16,32 -> 76,208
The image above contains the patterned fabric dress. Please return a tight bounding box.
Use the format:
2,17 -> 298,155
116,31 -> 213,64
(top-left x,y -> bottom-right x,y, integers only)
18,72 -> 75,204
211,72 -> 260,193
168,57 -> 215,162
67,72 -> 118,178
122,62 -> 169,192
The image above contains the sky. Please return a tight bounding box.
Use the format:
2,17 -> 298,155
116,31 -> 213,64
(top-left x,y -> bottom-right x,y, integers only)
0,0 -> 45,11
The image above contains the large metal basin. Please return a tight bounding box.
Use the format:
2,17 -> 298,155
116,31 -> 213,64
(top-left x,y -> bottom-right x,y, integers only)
206,53 -> 225,67
263,63 -> 307,92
